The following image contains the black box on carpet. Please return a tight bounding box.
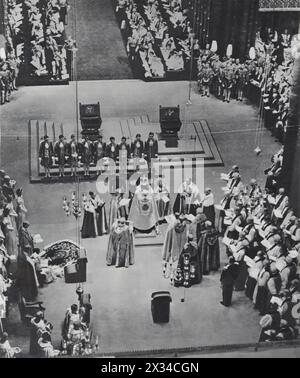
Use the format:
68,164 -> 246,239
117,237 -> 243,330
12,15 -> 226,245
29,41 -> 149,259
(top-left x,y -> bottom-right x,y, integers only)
151,291 -> 172,323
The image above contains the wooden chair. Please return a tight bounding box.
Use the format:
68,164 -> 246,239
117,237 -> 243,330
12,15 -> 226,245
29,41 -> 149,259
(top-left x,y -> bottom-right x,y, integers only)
18,296 -> 45,325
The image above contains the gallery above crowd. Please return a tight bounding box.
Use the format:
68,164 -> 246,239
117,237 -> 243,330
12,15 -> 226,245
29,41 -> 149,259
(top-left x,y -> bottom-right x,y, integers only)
196,27 -> 294,143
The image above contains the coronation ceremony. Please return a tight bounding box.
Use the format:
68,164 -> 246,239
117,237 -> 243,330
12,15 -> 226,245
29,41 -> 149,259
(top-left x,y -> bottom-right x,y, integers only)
1,0 -> 300,360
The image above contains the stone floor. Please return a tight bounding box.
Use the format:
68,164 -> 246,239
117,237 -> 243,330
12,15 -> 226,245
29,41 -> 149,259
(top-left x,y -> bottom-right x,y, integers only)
0,80 -> 285,356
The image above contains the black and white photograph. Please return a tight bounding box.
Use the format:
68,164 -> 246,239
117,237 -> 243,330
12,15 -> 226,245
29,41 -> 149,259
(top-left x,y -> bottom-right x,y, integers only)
0,0 -> 300,362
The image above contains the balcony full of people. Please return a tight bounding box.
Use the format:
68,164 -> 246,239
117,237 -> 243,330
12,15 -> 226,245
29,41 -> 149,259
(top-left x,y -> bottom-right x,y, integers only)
2,0 -> 75,88
115,0 -> 194,80
196,27 -> 296,144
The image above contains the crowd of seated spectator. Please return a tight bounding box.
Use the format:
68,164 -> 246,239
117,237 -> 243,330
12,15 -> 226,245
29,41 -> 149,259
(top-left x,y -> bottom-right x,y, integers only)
0,0 -> 23,105
3,0 -> 74,84
253,29 -> 295,144
196,27 -> 296,144
115,0 -> 193,79
25,0 -> 73,80
219,146 -> 300,342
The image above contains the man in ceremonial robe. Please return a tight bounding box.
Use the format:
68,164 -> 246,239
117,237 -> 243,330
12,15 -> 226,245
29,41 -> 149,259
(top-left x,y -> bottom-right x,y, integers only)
106,218 -> 134,268
94,194 -> 108,236
118,137 -> 130,163
18,221 -> 34,256
108,187 -> 131,230
188,208 -> 207,243
67,134 -> 79,177
17,246 -> 39,301
93,135 -> 106,175
54,134 -> 67,177
131,133 -> 144,159
201,188 -> 215,225
106,137 -> 118,161
81,192 -> 97,238
128,177 -> 159,233
175,234 -> 202,287
153,177 -> 170,223
162,214 -> 188,262
173,178 -> 201,215
198,221 -> 220,275
39,135 -> 53,178
80,136 -> 93,177
144,132 -> 158,163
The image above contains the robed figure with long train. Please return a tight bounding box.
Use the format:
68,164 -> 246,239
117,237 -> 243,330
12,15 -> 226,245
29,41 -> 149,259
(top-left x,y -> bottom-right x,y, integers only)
162,213 -> 189,263
198,221 -> 220,275
106,218 -> 134,268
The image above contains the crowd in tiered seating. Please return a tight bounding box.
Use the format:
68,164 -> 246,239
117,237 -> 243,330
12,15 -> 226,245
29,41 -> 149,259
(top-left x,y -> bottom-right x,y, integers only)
219,146 -> 300,342
196,27 -> 296,143
24,0 -> 74,80
115,0 -> 193,79
0,0 -> 23,105
3,0 -> 74,84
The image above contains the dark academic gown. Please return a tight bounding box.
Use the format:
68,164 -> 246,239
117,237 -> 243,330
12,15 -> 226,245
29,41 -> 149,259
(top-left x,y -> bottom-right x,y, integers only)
144,138 -> 158,162
220,263 -> 239,306
198,228 -> 220,275
81,199 -> 97,238
17,252 -> 39,301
